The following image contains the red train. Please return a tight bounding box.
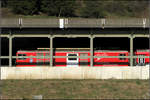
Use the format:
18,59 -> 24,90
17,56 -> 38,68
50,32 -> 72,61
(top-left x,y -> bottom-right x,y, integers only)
135,49 -> 150,66
16,48 -> 150,67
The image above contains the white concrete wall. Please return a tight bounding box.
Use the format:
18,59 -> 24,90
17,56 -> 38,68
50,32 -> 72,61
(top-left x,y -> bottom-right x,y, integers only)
0,66 -> 149,79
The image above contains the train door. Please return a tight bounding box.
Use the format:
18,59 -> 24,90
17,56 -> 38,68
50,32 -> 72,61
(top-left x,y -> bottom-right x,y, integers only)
67,53 -> 79,67
138,55 -> 145,66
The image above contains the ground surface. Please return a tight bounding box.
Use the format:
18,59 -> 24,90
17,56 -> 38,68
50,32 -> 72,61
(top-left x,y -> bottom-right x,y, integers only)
1,79 -> 149,99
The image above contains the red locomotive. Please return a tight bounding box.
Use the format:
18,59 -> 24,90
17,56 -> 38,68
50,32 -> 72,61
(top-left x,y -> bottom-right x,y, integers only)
134,49 -> 150,66
16,48 -> 149,67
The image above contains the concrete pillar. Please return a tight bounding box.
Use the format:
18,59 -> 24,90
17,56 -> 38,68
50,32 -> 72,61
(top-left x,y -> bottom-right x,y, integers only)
9,35 -> 12,67
0,35 -> 2,67
50,36 -> 53,66
90,35 -> 94,67
0,0 -> 1,67
130,35 -> 134,66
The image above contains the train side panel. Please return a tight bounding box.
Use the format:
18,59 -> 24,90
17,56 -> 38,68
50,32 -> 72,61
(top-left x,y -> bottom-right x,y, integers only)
79,52 -> 90,66
94,52 -> 129,66
54,52 -> 67,66
16,52 -> 36,67
16,50 -> 130,67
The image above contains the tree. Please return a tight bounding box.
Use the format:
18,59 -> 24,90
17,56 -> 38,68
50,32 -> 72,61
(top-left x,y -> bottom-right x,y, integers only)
7,0 -> 38,15
1,0 -> 149,18
1,0 -> 8,7
41,0 -> 77,17
76,1 -> 107,18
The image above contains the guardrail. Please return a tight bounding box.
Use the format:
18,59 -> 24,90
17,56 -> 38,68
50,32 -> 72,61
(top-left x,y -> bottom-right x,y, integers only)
0,55 -> 150,59
0,18 -> 149,28
0,55 -> 149,66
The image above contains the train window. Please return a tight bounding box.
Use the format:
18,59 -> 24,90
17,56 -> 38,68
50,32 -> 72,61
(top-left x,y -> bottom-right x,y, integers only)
23,54 -> 26,56
68,54 -> 77,60
119,54 -> 126,60
18,54 -> 22,56
45,53 -> 50,59
80,53 -> 88,59
80,53 -> 88,56
45,53 -> 50,56
18,54 -> 26,60
37,53 -> 43,56
37,53 -> 44,59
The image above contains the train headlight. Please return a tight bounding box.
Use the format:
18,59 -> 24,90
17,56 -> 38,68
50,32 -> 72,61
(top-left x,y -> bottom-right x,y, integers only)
30,58 -> 33,63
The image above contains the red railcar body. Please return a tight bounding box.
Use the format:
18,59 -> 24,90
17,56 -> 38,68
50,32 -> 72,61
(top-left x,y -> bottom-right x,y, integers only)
16,48 -> 130,67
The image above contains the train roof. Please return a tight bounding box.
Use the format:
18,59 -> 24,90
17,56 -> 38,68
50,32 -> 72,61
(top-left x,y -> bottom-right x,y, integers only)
37,48 -> 90,50
17,48 -> 128,53
136,49 -> 150,52
37,48 -> 128,52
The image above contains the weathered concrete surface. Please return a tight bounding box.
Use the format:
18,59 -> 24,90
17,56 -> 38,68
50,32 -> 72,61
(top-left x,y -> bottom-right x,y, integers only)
0,18 -> 149,28
0,66 -> 149,79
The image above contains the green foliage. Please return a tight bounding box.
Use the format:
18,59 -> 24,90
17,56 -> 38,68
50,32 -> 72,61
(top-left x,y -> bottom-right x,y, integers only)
7,0 -> 38,15
41,0 -> 77,17
1,0 -> 8,7
2,0 -> 149,18
77,1 -> 107,18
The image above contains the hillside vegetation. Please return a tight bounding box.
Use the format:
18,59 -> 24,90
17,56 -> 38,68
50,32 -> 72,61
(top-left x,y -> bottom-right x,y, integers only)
1,79 -> 149,99
1,0 -> 149,18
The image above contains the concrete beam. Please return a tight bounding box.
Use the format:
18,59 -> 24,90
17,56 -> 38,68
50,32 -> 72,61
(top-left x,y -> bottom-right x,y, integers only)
133,34 -> 149,38
53,35 -> 90,38
0,34 -> 8,38
0,34 -> 149,38
12,34 -> 49,38
1,18 -> 150,28
93,34 -> 130,38
0,56 -> 9,59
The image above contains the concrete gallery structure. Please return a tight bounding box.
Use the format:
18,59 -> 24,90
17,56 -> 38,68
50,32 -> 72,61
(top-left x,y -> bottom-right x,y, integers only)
0,18 -> 149,79
0,18 -> 149,67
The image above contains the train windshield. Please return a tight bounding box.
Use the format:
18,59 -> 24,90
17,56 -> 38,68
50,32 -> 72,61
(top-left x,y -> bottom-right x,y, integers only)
119,54 -> 126,60
18,54 -> 27,60
68,54 -> 77,60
